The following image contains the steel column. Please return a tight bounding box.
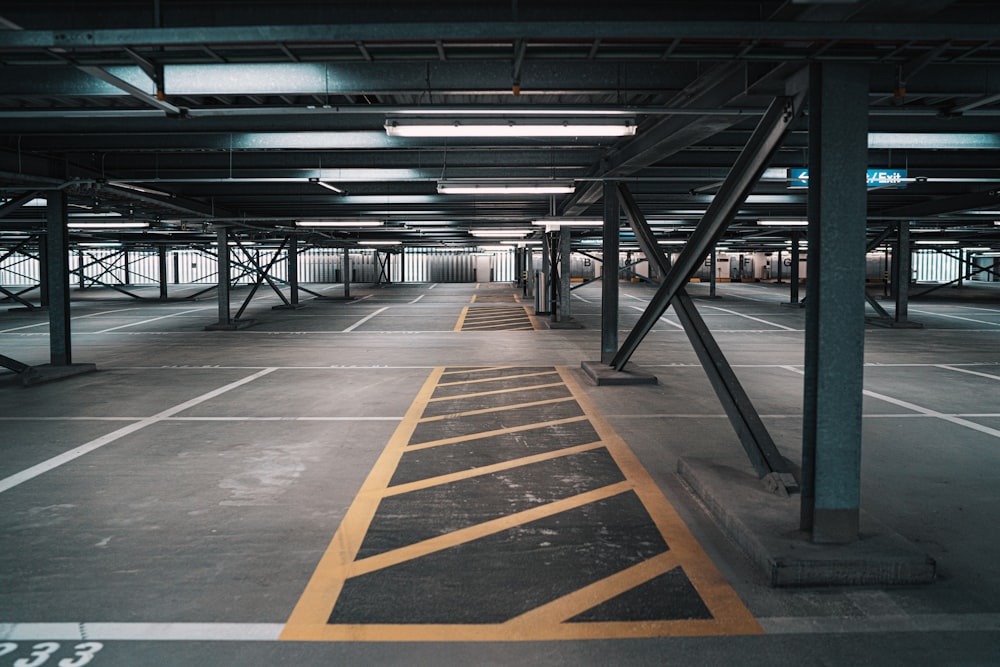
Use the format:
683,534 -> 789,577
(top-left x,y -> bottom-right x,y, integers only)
288,235 -> 300,305
893,222 -> 912,323
158,245 -> 169,300
559,226 -> 571,321
610,94 -> 805,371
215,226 -> 232,325
619,183 -> 795,493
343,247 -> 351,298
45,190 -> 72,365
601,181 -> 620,363
789,231 -> 801,304
801,62 -> 869,544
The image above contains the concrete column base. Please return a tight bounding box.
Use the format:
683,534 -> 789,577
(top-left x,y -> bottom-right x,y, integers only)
204,319 -> 256,331
580,360 -> 658,386
677,457 -> 936,587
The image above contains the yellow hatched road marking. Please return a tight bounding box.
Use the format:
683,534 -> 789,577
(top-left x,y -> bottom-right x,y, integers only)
415,396 -> 577,423
427,381 -> 566,403
281,366 -> 762,642
342,482 -> 632,579
437,370 -> 559,386
384,441 -> 605,497
440,365 -> 516,376
405,415 -> 592,451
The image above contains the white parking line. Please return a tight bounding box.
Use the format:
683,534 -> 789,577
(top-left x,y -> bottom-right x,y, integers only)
936,364 -> 1000,381
779,365 -> 1000,440
94,307 -> 212,333
0,368 -> 277,495
0,622 -> 284,641
409,294 -> 425,304
627,304 -> 683,329
703,305 -> 797,330
342,307 -> 389,332
910,308 -> 999,327
0,307 -> 140,333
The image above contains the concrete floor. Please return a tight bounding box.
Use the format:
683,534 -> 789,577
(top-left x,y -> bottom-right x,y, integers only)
1,280 -> 999,665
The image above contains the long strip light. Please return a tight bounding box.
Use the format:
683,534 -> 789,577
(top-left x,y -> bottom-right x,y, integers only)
295,220 -> 383,227
757,220 -> 808,226
439,181 -> 575,195
68,221 -> 149,229
386,117 -> 636,138
531,218 -> 603,227
359,240 -> 401,246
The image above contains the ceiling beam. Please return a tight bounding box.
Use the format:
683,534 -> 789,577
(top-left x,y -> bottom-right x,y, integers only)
2,21 -> 1000,49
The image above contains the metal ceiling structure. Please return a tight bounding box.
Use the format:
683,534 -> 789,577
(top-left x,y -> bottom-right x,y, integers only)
1,1 -> 1000,253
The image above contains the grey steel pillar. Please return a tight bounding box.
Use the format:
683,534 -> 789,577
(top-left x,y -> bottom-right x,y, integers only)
540,232 -> 551,313
893,222 -> 911,323
158,245 -> 169,300
77,249 -> 85,290
709,250 -> 717,298
525,246 -> 534,299
601,181 -> 620,363
559,226 -> 572,321
801,62 -> 869,544
215,226 -> 232,325
343,247 -> 352,299
789,231 -> 802,304
288,235 -> 300,305
45,190 -> 72,365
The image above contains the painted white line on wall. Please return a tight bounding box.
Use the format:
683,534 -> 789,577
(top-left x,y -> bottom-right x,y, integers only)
94,307 -> 212,333
703,305 -> 797,331
0,368 -> 277,495
342,307 -> 389,332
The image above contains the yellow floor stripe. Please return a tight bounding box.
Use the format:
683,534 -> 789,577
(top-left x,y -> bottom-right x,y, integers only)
427,381 -> 566,403
453,306 -> 469,332
384,441 -> 604,497
436,370 -> 559,387
404,415 -> 592,452
415,395 -> 577,423
281,366 -> 761,642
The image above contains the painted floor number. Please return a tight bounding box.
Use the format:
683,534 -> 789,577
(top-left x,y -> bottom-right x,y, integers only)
0,643 -> 103,667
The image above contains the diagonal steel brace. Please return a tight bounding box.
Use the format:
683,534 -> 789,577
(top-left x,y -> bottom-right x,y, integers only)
619,184 -> 798,495
610,93 -> 806,372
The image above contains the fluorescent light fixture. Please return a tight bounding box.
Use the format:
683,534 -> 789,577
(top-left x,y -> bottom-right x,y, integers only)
78,242 -> 123,247
438,180 -> 575,195
500,240 -> 543,245
309,177 -> 345,194
386,116 -> 636,138
658,240 -> 686,245
295,220 -> 383,227
469,229 -> 533,238
68,221 -> 149,229
359,240 -> 401,246
476,245 -> 513,251
531,218 -> 603,227
965,247 -> 992,251
915,240 -> 960,245
757,220 -> 808,226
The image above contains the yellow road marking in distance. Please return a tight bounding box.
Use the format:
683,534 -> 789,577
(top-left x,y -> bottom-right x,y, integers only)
453,306 -> 469,332
470,293 -> 478,304
282,366 -> 762,642
525,307 -> 541,330
426,381 -> 566,403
